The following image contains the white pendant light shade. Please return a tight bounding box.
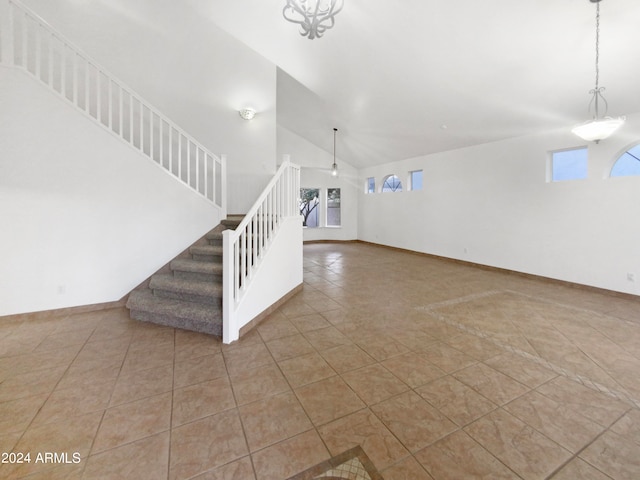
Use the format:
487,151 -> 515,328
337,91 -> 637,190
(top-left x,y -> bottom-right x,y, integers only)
572,0 -> 624,143
572,117 -> 625,143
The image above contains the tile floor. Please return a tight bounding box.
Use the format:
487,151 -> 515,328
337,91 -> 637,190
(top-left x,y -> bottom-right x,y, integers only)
2,242 -> 640,479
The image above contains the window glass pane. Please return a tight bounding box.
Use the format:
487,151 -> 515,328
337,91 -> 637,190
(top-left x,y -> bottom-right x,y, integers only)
552,148 -> 588,181
611,144 -> 640,177
327,188 -> 341,227
382,175 -> 402,192
299,188 -> 320,227
410,170 -> 423,190
367,177 -> 375,194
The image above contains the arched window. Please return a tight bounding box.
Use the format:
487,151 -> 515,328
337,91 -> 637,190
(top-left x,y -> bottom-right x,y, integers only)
611,143 -> 640,177
381,174 -> 402,192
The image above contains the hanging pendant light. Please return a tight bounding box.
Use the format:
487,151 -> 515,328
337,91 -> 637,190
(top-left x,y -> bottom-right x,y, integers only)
331,128 -> 338,177
572,0 -> 624,143
283,0 -> 343,40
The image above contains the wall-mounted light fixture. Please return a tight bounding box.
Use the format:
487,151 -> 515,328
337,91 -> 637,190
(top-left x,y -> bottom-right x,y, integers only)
331,127 -> 338,177
239,107 -> 256,120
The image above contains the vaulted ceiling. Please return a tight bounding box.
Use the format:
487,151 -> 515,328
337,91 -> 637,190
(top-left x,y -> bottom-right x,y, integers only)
202,0 -> 640,167
20,0 -> 640,169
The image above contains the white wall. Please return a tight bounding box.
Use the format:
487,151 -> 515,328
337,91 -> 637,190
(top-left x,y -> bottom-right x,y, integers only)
358,115 -> 640,296
278,126 -> 358,241
19,0 -> 278,214
0,67 -> 220,316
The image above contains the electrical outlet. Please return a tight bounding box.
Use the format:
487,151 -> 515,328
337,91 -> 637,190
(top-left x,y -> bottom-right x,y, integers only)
627,273 -> 636,282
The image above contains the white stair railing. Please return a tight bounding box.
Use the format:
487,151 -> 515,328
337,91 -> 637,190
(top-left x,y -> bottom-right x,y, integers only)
0,0 -> 225,210
223,160 -> 301,343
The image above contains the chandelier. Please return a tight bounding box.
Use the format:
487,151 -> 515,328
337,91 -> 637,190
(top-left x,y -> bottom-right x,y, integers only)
572,0 -> 624,143
283,0 -> 344,40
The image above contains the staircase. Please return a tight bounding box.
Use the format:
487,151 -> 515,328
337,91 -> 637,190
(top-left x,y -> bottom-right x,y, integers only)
126,215 -> 243,336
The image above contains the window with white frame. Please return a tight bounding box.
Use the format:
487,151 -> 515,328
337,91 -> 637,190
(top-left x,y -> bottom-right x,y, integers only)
409,170 -> 423,191
327,188 -> 341,227
611,143 -> 640,177
381,174 -> 402,192
550,147 -> 588,182
299,188 -> 320,227
366,177 -> 375,193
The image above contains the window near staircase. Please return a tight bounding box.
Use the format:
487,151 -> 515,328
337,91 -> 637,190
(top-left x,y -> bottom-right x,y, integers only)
409,170 -> 423,191
327,188 -> 341,227
300,188 -> 320,227
611,143 -> 640,177
550,147 -> 588,182
366,177 -> 375,194
382,175 -> 402,192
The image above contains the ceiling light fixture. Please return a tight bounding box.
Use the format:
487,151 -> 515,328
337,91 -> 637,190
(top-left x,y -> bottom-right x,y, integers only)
238,108 -> 256,120
572,0 -> 624,143
283,0 -> 343,40
331,128 -> 338,177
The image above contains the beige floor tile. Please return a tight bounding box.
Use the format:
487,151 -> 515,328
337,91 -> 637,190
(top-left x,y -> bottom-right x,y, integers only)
381,352 -> 446,388
610,408 -> 640,445
535,376 -> 631,427
174,330 -> 222,361
6,411 -> 102,478
415,430 -> 520,480
420,342 -> 477,373
319,343 -> 376,374
303,325 -> 351,351
485,352 -> 558,388
32,380 -> 115,426
579,430 -> 640,480
288,313 -> 331,333
174,352 -> 228,389
265,333 -> 315,361
230,362 -> 291,406
453,363 -> 530,406
416,375 -> 497,427
239,391 -> 313,452
169,410 -> 248,480
0,393 -> 48,434
84,431 -> 170,480
465,409 -> 572,479
356,336 -> 410,362
251,429 -> 330,480
278,351 -> 336,388
341,364 -> 410,406
295,375 -> 365,426
0,364 -> 67,402
371,391 -> 457,453
504,390 -> 605,453
109,363 -> 174,407
172,376 -> 236,427
190,456 -> 255,480
223,342 -> 274,376
550,458 -> 612,480
444,333 -> 505,361
381,455 -> 435,480
256,315 -> 299,342
93,393 -> 172,453
318,409 -> 410,471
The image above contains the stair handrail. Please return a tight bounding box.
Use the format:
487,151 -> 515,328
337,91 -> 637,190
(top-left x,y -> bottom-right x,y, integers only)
222,159 -> 301,343
0,0 -> 225,211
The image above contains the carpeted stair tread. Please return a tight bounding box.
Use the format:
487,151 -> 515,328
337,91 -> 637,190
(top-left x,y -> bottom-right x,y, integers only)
190,244 -> 223,257
150,273 -> 222,298
126,290 -> 221,335
171,258 -> 222,276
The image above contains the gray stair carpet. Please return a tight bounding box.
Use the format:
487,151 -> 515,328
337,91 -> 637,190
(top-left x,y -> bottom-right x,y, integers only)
126,215 -> 243,336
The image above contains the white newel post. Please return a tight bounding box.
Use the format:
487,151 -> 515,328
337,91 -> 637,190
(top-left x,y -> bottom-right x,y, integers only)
222,229 -> 238,344
0,0 -> 14,65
